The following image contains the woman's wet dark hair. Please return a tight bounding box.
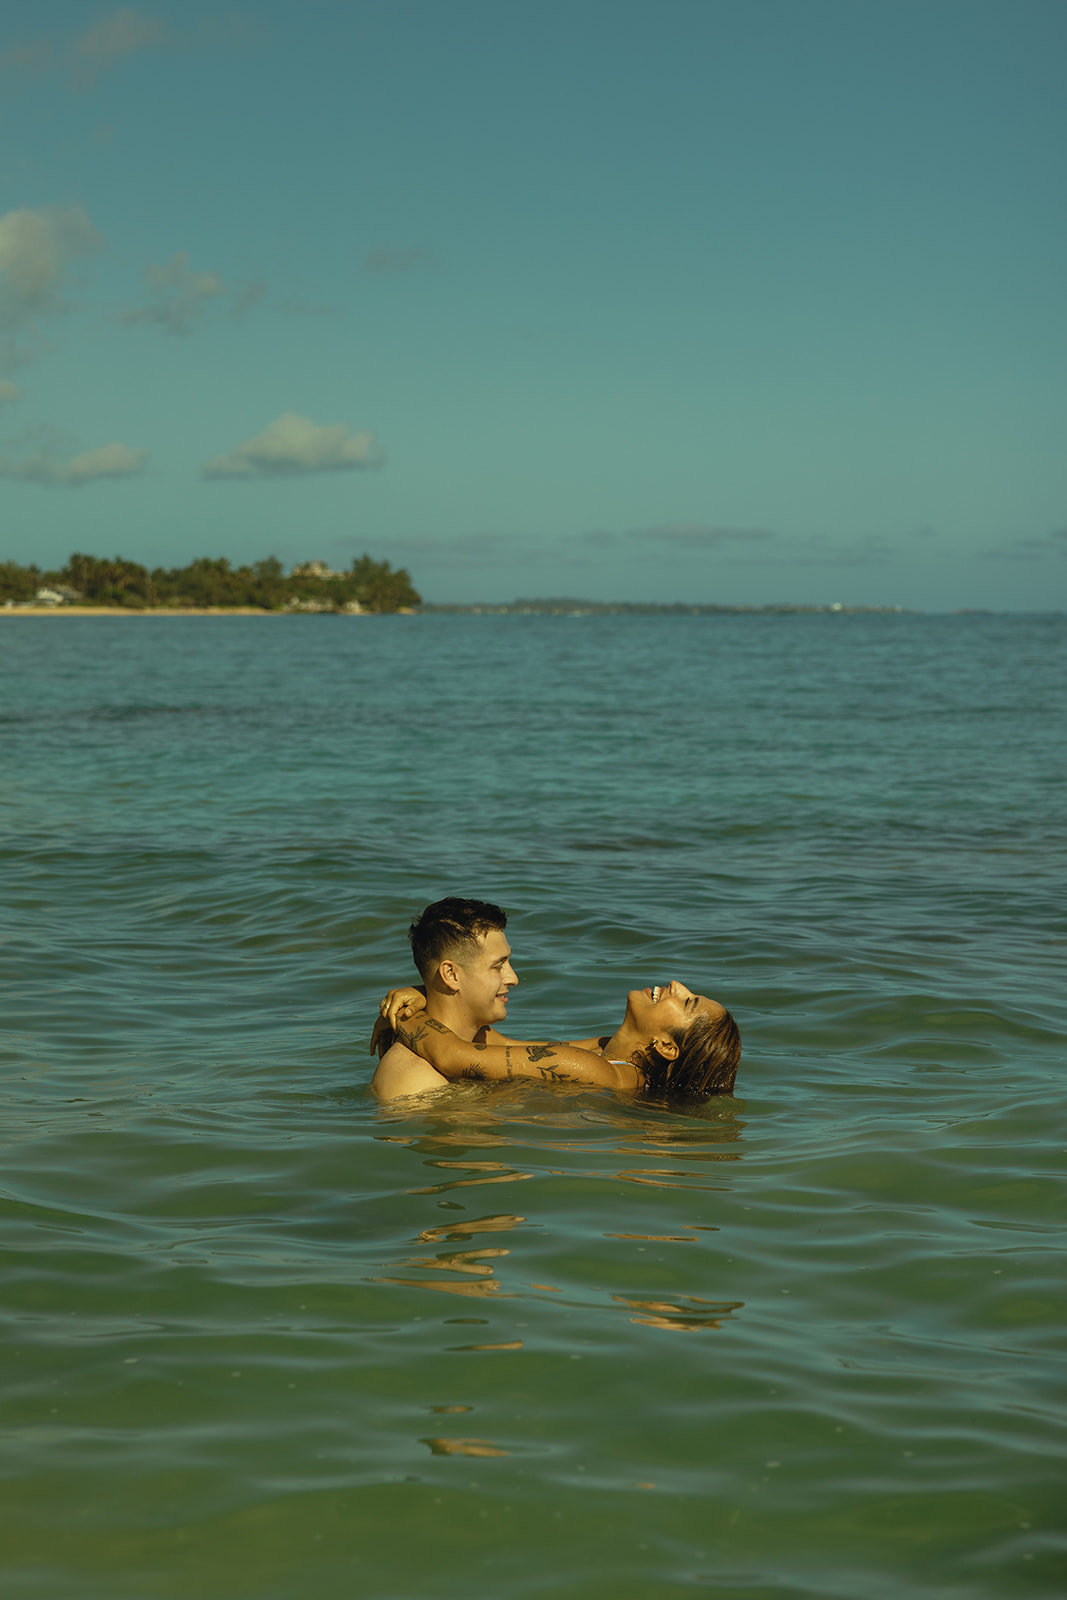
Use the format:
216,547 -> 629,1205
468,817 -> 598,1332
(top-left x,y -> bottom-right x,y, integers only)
637,1008 -> 741,1098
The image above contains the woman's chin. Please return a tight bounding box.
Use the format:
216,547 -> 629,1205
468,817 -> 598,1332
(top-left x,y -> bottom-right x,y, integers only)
617,996 -> 644,1039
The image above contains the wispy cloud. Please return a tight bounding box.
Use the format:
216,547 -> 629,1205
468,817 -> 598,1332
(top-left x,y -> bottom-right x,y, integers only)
276,294 -> 341,318
576,524 -> 899,567
0,206 -> 102,328
0,35 -> 53,88
0,439 -> 147,486
0,379 -> 19,403
120,251 -> 227,335
631,523 -> 774,546
738,534 -> 896,568
576,523 -> 774,551
370,532 -> 513,561
982,529 -> 1067,561
363,247 -> 431,276
577,529 -> 622,548
232,278 -> 267,320
70,8 -> 168,85
1,9 -> 260,95
203,412 -> 383,480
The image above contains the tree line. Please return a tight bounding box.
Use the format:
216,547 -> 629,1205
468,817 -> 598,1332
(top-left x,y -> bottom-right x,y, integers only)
0,553 -> 420,612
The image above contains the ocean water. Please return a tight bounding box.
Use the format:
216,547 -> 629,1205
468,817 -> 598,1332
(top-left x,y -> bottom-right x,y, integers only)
1,611 -> 1065,1600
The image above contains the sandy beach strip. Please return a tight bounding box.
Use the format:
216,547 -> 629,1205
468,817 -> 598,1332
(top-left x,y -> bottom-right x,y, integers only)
1,606 -> 358,617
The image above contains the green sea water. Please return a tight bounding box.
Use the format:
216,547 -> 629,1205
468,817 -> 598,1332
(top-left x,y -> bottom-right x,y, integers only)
1,612 -> 1065,1599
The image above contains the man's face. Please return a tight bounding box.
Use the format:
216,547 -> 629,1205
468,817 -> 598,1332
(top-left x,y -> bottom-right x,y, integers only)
453,929 -> 518,1027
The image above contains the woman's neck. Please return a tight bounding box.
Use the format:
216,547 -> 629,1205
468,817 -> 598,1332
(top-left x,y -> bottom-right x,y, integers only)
601,1023 -> 646,1063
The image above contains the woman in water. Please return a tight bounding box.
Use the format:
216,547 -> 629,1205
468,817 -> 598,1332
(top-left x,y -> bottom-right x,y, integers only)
377,980 -> 741,1098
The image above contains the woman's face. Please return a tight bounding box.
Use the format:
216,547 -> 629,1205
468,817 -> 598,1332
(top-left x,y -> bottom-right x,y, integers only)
624,980 -> 724,1036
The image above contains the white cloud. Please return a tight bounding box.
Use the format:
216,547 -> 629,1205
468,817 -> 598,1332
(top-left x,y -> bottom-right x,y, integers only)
0,440 -> 147,487
0,380 -> 19,403
0,206 -> 102,327
203,413 -> 383,479
121,251 -> 227,335
70,9 -> 168,83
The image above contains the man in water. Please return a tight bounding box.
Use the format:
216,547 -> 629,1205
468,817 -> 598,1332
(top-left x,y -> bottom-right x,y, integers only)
370,897 -> 519,1098
371,896 -> 740,1102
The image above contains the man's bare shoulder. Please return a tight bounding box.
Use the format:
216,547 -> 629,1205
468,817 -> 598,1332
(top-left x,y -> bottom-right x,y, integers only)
371,1039 -> 449,1100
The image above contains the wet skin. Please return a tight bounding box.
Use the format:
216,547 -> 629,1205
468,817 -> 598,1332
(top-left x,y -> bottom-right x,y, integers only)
622,981 -> 726,1039
381,978 -> 729,1097
453,928 -> 517,1030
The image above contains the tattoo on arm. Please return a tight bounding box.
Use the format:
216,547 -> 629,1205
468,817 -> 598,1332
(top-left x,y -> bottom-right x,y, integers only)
523,1044 -> 577,1083
394,1020 -> 588,1088
397,1015 -> 447,1049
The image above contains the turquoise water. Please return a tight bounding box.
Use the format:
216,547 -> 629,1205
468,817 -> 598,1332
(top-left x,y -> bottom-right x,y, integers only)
2,612 -> 1065,1599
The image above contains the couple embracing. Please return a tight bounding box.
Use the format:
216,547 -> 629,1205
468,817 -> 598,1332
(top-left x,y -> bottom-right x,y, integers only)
371,898 -> 740,1103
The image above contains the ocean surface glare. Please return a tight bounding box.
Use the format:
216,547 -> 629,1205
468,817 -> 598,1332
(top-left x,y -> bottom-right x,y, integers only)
1,612 -> 1065,1600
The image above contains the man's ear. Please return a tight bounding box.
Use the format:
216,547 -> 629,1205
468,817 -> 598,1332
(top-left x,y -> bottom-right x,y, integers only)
437,958 -> 462,994
651,1036 -> 679,1061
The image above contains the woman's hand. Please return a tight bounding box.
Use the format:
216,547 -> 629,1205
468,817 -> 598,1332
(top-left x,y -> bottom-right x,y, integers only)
380,986 -> 427,1028
369,986 -> 427,1056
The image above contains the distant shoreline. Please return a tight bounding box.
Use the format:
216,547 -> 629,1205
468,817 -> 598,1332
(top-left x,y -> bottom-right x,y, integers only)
2,603 -> 1040,618
2,606 -> 292,617
4,602 -> 911,617
0,606 -> 406,617
421,602 -> 914,616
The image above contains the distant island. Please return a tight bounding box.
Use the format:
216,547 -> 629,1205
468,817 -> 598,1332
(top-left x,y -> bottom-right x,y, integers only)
421,599 -> 911,615
0,553 -> 419,613
2,554 -> 921,617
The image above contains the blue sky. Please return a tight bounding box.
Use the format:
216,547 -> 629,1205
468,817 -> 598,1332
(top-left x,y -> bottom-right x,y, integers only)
1,0 -> 1064,608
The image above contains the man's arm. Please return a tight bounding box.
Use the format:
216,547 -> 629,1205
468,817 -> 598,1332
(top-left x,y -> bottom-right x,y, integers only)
394,1015 -> 639,1091
375,985 -> 609,1056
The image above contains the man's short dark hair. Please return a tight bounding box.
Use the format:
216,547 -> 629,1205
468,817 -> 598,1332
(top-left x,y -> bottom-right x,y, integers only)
409,898 -> 508,981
